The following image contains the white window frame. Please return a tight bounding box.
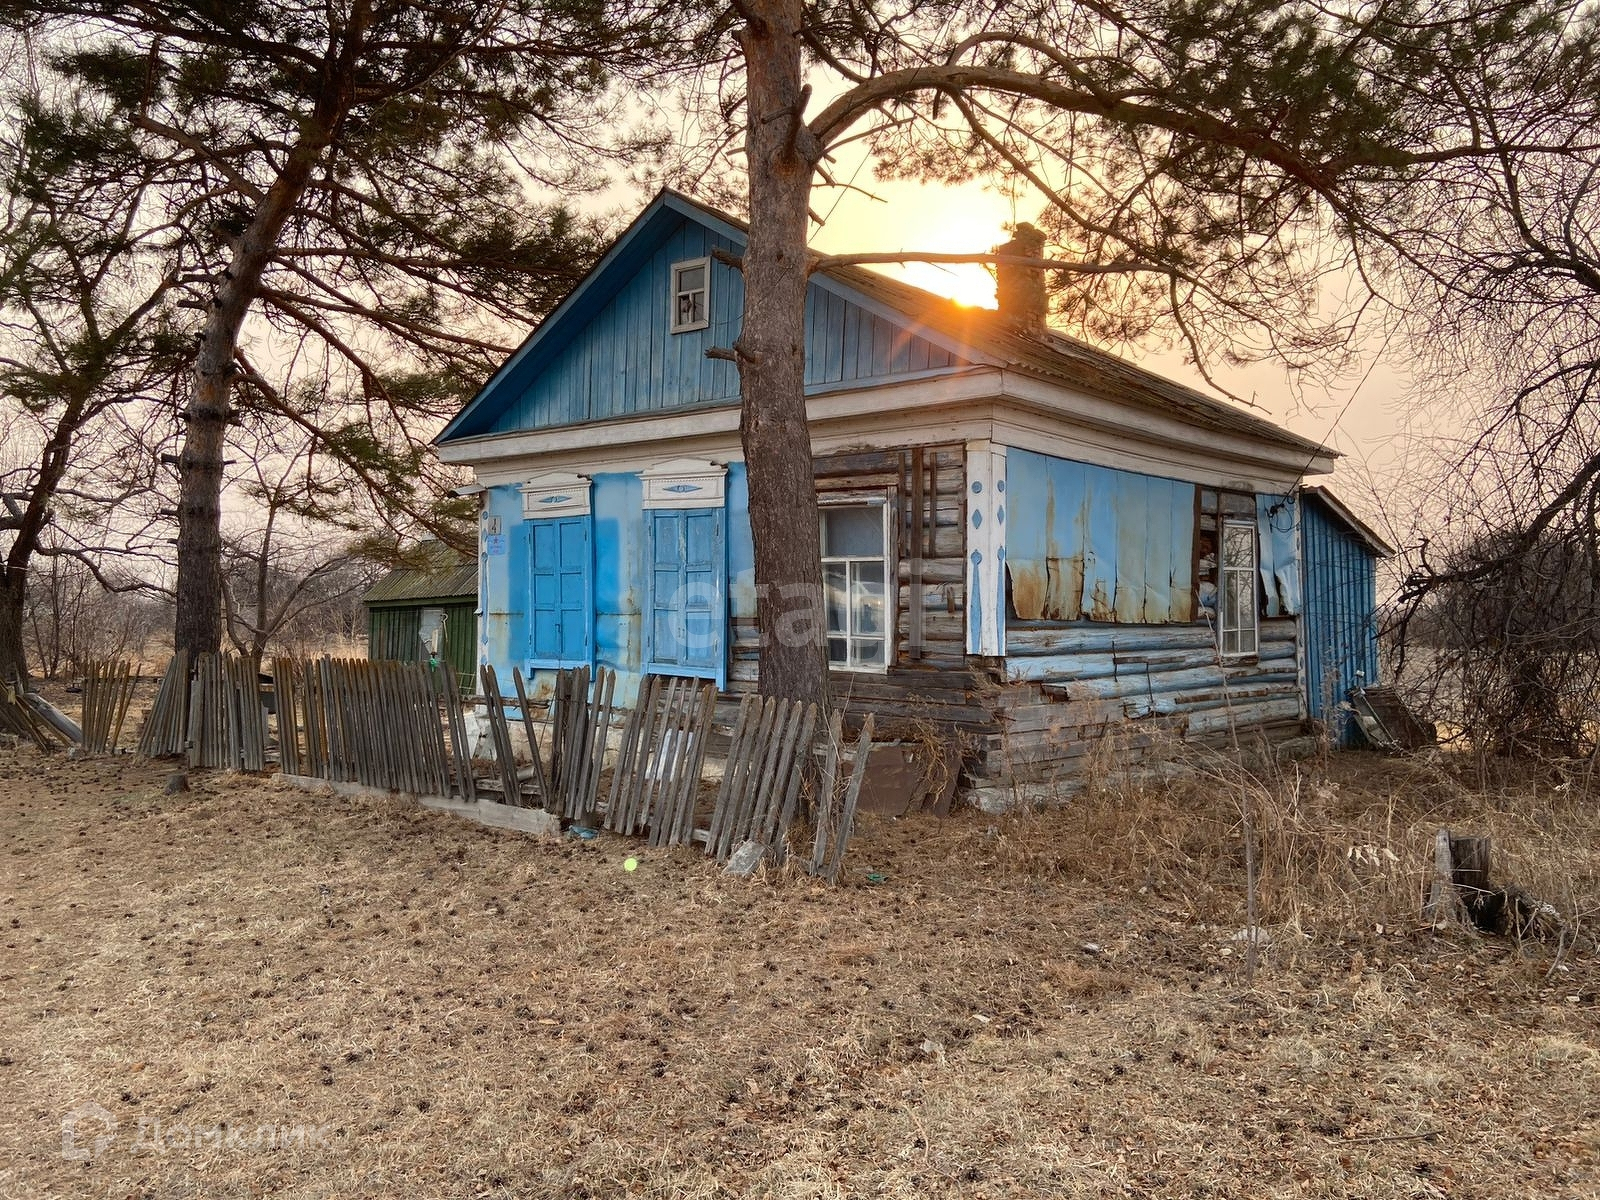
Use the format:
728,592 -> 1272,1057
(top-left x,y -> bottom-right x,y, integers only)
1219,519 -> 1260,659
670,257 -> 710,333
819,496 -> 895,674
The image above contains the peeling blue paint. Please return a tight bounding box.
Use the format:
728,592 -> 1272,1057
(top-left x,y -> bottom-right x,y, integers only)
442,200 -> 965,441
1256,493 -> 1302,616
1005,447 -> 1196,624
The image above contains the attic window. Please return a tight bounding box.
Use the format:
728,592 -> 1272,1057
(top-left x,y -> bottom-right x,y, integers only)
671,257 -> 709,333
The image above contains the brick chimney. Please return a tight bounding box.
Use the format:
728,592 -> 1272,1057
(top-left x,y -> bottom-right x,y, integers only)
994,223 -> 1048,335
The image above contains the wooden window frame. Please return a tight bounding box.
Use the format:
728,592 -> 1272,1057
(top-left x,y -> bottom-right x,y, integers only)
819,494 -> 896,674
1196,489 -> 1261,659
669,256 -> 710,334
1218,518 -> 1260,659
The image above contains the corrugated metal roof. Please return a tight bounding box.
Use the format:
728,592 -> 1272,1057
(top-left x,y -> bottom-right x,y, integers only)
363,541 -> 478,606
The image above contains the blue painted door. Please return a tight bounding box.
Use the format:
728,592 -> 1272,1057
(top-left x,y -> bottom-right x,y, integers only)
528,516 -> 592,667
646,508 -> 724,684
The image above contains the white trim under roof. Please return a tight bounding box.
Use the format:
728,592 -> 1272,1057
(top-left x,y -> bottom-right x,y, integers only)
442,368 -> 1333,495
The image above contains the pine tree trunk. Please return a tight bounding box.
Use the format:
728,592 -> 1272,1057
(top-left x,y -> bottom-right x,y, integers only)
737,0 -> 829,709
171,135 -> 355,657
173,330 -> 233,657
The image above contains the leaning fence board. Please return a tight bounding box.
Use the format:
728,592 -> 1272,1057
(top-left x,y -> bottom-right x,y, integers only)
572,668 -> 616,820
480,665 -> 524,805
707,696 -> 819,865
603,675 -> 712,840
606,674 -> 654,833
823,715 -> 875,884
812,712 -> 845,876
441,671 -> 476,802
80,660 -> 137,755
761,702 -> 815,853
511,668 -> 552,809
137,651 -> 190,758
647,680 -> 714,849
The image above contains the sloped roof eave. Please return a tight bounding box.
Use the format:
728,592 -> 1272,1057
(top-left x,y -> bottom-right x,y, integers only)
441,187 -> 1338,466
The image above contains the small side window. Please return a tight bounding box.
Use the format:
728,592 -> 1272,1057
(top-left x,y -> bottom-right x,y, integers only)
1219,520 -> 1259,657
1197,489 -> 1260,658
670,257 -> 710,333
820,503 -> 890,671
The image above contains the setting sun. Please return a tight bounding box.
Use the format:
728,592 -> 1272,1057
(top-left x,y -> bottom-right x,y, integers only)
810,170 -> 1013,309
900,261 -> 997,309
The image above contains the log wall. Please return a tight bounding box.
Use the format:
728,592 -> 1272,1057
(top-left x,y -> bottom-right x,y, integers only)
972,617 -> 1303,789
729,443 -> 995,739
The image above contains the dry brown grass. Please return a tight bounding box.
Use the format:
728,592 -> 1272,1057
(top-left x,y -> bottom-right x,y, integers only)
1,742 -> 1597,1199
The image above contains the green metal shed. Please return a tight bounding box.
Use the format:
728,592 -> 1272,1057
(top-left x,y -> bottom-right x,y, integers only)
363,542 -> 478,692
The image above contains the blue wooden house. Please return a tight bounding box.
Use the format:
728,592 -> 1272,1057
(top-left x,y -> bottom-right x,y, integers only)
436,191 -> 1389,796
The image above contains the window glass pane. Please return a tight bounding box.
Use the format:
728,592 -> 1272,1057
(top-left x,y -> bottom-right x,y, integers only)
1234,572 -> 1256,625
1223,572 -> 1245,625
821,506 -> 882,557
853,561 -> 885,635
677,264 -> 705,291
1223,523 -> 1254,568
823,562 -> 848,636
827,637 -> 849,665
853,638 -> 885,668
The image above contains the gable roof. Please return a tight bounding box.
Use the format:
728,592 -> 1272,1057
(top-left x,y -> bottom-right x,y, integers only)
1303,486 -> 1395,557
438,189 -> 1333,464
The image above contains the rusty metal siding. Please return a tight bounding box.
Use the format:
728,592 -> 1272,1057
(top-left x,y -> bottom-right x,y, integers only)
1006,448 -> 1196,623
1301,493 -> 1380,743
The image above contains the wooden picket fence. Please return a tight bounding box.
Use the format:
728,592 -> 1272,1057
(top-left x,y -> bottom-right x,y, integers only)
136,651 -> 267,769
132,650 -> 881,881
706,695 -> 819,864
80,660 -> 138,755
605,674 -> 717,844
277,656 -> 468,798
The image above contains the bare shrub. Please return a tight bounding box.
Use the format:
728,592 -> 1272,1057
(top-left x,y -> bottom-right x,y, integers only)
23,556 -> 167,678
972,731 -> 1599,949
1400,527 -> 1600,760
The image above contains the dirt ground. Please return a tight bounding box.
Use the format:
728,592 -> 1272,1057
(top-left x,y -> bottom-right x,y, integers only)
1,743 -> 1596,1199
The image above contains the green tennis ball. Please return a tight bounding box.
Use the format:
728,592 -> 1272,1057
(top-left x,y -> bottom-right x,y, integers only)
623,857 -> 639,872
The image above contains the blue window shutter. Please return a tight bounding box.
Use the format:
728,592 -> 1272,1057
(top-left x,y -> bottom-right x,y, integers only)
528,516 -> 592,667
645,508 -> 725,685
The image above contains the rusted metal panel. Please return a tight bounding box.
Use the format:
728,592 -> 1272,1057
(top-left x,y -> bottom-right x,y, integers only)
1005,448 -> 1197,624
